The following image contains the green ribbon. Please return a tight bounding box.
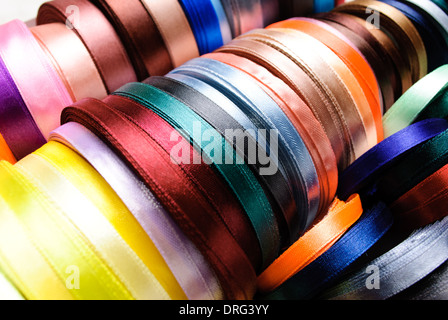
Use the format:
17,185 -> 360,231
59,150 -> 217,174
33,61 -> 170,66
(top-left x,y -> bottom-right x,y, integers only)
114,82 -> 280,269
383,64 -> 448,138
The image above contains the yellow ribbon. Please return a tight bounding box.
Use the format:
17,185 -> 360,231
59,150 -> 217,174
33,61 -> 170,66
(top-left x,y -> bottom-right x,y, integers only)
0,190 -> 72,300
0,160 -> 133,300
29,141 -> 185,299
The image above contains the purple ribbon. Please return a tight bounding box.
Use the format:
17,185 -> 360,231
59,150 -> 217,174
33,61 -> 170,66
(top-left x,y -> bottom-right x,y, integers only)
0,55 -> 45,160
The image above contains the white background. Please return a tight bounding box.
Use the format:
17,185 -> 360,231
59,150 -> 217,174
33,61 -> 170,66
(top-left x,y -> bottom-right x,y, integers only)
0,0 -> 48,25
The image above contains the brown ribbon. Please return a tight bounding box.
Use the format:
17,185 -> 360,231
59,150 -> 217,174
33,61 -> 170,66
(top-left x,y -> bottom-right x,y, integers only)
89,0 -> 173,80
334,0 -> 427,84
37,0 -> 137,93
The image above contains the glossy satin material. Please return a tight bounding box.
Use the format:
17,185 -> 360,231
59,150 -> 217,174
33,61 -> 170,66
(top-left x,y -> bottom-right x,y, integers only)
0,190 -> 74,300
334,0 -> 428,83
170,57 -> 320,237
257,194 -> 363,294
203,51 -> 338,219
0,54 -> 45,160
31,22 -> 107,101
261,202 -> 393,300
37,0 -> 137,92
50,123 -> 223,300
114,81 -> 280,268
140,0 -> 199,67
337,119 -> 448,201
62,98 -> 257,300
383,64 -> 448,138
19,144 -> 174,300
322,216 -> 448,300
390,163 -> 448,233
267,18 -> 383,142
0,19 -> 73,141
0,160 -> 133,300
89,0 -> 172,80
179,0 -> 223,55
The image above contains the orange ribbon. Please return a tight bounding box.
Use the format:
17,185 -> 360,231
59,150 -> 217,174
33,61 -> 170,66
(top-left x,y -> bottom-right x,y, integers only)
257,194 -> 363,294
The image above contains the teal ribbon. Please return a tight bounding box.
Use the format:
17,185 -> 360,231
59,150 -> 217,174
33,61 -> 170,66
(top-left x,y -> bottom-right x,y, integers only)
113,82 -> 280,269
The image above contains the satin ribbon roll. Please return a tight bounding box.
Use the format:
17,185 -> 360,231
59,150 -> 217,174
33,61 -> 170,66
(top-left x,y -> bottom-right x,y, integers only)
257,194 -> 363,294
143,75 -> 289,259
315,12 -> 412,105
0,53 -> 46,161
268,18 -> 383,142
406,0 -> 448,45
88,0 -> 172,80
314,12 -> 398,110
30,22 -> 108,101
334,0 -> 428,84
61,98 -> 257,300
178,0 -> 223,55
260,201 -> 393,300
140,0 -> 199,68
265,27 -> 378,149
391,260 -> 448,300
103,93 -> 262,273
0,19 -> 72,143
347,13 -> 413,98
238,29 -> 371,163
202,51 -> 338,219
337,118 -> 448,201
381,0 -> 448,73
383,64 -> 448,138
375,128 -> 448,205
37,0 -> 137,93
0,160 -> 134,300
19,142 -> 175,300
114,81 -> 281,268
170,57 -> 320,239
414,86 -> 448,122
321,215 -> 448,300
159,71 -> 298,246
390,163 -> 448,233
0,189 -> 73,300
0,133 -> 16,164
217,36 -> 349,171
50,122 -> 224,300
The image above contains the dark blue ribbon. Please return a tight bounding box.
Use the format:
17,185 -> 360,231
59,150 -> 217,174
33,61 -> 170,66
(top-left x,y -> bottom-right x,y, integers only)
179,0 -> 224,55
337,118 -> 448,201
260,201 -> 394,300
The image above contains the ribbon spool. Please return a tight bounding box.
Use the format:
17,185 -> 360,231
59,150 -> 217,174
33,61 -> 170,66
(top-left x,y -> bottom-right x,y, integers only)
37,0 -> 137,92
1,0 -> 448,301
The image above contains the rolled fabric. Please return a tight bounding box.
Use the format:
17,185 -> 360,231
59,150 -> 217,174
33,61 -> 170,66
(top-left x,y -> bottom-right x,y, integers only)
0,19 -> 72,151
140,0 -> 199,67
88,0 -> 172,80
50,122 -> 224,300
37,0 -> 137,91
30,22 -> 108,101
0,53 -> 45,161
